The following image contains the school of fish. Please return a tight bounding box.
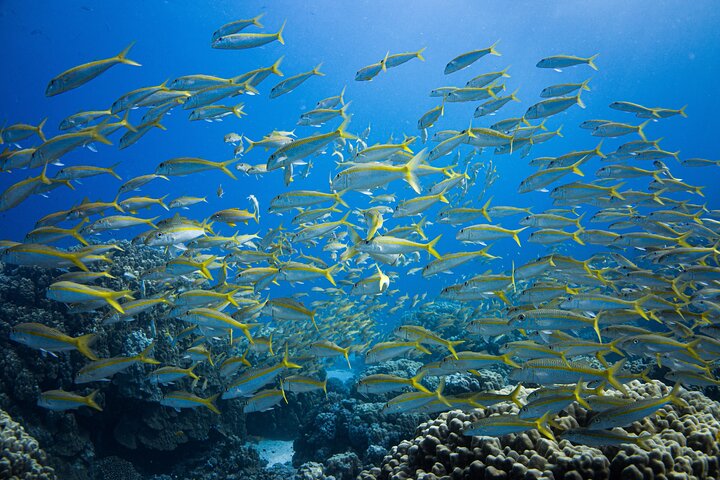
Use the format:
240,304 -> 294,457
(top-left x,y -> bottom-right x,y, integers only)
2,14 -> 719,450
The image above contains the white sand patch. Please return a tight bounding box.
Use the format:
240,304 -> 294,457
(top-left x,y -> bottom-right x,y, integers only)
253,438 -> 294,466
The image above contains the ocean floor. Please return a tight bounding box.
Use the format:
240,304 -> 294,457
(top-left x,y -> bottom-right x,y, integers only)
252,439 -> 295,466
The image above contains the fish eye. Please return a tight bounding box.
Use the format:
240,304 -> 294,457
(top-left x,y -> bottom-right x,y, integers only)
517,314 -> 525,321
632,339 -> 639,344
156,232 -> 164,237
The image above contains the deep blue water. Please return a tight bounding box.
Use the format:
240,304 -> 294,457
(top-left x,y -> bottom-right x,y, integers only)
1,0 -> 719,303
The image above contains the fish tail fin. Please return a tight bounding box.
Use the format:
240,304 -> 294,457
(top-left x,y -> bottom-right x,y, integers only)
426,234 -> 442,259
435,377 -> 452,407
587,53 -> 599,71
205,393 -> 221,414
512,228 -> 524,247
489,39 -> 501,56
251,12 -> 265,27
276,19 -> 287,45
220,159 -> 239,180
481,196 -> 493,222
64,252 -> 90,272
335,189 -> 350,208
576,94 -> 586,109
510,88 -> 520,102
609,183 -> 626,200
501,353 -> 520,369
89,126 -> 113,146
581,78 -> 592,91
271,55 -> 285,76
36,118 -> 48,141
414,342 -> 432,355
343,347 -> 351,369
679,104 -> 688,118
667,382 -> 686,407
336,115 -> 357,140
511,259 -> 516,291
138,342 -> 160,365
509,384 -> 523,408
685,339 -> 703,362
108,162 -> 122,180
604,359 -> 628,394
198,257 -> 215,280
593,139 -> 606,158
187,363 -> 200,380
573,228 -> 586,246
85,389 -> 103,411
324,265 -> 337,287
573,381 -> 591,409
232,104 -> 245,118
416,47 -> 427,61
571,159 -> 584,177
404,148 -> 428,194
312,63 -> 325,76
282,345 -> 302,369
117,41 -> 141,67
74,333 -> 99,360
103,292 -> 126,314
446,339 -> 464,359
676,231 -> 692,248
411,371 -> 431,393
71,218 -> 89,246
535,411 -> 556,440
226,288 -> 240,307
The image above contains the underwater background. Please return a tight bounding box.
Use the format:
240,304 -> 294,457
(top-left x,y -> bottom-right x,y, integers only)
1,1 -> 720,479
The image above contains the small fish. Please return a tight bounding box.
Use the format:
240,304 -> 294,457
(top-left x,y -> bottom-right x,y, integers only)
463,411 -> 554,440
445,41 -> 500,74
536,54 -> 599,71
10,323 -> 98,360
38,389 -> 102,411
211,13 -> 265,42
212,20 -> 285,49
270,64 -> 324,98
161,391 -> 221,414
46,42 -> 141,96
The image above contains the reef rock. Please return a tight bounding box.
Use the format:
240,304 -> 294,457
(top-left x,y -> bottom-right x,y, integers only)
0,408 -> 56,480
358,381 -> 720,480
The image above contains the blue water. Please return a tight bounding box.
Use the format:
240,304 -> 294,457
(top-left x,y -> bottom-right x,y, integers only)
1,1 -> 719,297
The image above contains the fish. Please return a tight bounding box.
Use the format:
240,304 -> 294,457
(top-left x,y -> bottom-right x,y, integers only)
355,52 -> 389,81
38,389 -> 102,411
270,64 -> 324,98
212,20 -> 286,49
282,375 -> 327,395
156,157 -> 239,180
148,365 -> 199,385
10,323 -> 98,360
223,347 -> 301,399
211,13 -> 265,42
588,383 -> 684,429
463,411 -> 555,440
1,118 -> 47,143
445,41 -> 500,74
161,391 -> 221,414
75,343 -> 159,383
559,429 -> 653,450
243,389 -> 287,413
47,281 -> 133,313
536,53 -> 599,70
46,42 -> 141,96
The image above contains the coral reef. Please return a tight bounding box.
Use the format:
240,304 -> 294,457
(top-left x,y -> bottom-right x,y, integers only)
358,381 -> 720,480
293,390 -> 424,468
0,408 -> 56,480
